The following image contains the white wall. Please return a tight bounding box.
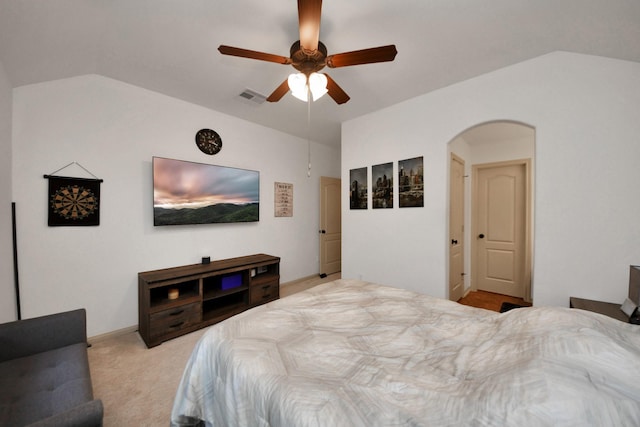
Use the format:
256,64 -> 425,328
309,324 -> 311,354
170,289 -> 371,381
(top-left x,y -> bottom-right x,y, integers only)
343,52 -> 640,307
0,59 -> 15,322
12,74 -> 340,336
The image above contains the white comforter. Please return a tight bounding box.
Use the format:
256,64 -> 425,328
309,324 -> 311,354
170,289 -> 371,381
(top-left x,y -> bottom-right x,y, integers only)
171,279 -> 640,426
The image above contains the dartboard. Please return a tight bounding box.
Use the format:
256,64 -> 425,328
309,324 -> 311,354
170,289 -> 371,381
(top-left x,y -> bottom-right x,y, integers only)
51,185 -> 98,220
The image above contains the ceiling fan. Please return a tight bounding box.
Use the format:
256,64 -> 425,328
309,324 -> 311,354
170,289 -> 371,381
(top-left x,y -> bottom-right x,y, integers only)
218,0 -> 397,104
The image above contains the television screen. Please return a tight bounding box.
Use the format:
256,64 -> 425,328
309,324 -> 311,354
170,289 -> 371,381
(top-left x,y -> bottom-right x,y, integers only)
153,157 -> 259,226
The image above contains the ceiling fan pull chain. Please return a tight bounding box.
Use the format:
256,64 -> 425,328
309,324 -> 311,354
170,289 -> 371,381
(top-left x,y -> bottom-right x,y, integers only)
307,91 -> 312,177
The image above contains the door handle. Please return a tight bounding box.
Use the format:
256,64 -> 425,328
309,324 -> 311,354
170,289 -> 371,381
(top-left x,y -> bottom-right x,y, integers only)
319,230 -> 326,234
478,233 -> 485,239
451,239 -> 458,245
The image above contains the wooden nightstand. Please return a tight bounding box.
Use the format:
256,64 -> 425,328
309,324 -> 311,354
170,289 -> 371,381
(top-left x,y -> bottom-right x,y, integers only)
569,297 -> 629,323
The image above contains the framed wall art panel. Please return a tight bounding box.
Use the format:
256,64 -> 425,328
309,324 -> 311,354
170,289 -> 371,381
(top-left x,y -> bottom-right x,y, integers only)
398,156 -> 424,208
349,167 -> 368,210
372,162 -> 393,209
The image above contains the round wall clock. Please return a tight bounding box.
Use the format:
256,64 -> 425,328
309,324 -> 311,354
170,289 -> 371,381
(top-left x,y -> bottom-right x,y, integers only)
195,128 -> 223,155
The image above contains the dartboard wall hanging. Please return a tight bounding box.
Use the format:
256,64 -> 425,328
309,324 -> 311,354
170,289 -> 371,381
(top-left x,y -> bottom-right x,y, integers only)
47,176 -> 101,226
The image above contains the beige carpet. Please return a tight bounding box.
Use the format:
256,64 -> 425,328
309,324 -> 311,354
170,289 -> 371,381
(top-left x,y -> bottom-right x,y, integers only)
88,273 -> 339,426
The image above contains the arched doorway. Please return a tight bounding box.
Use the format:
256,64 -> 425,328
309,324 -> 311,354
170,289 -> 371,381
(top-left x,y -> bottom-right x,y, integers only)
448,121 -> 535,303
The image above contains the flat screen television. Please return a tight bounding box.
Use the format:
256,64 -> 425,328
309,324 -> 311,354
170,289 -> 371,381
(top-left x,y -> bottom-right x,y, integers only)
153,157 -> 259,226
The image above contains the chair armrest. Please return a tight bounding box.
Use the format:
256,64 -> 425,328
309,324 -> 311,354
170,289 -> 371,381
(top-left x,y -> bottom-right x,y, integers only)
0,309 -> 87,362
27,399 -> 103,427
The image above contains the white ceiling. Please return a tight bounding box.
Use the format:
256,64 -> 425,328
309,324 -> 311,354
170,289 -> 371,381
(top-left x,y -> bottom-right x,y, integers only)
1,0 -> 639,147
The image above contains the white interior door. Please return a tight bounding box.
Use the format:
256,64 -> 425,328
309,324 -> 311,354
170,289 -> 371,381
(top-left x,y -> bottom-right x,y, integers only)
474,161 -> 527,298
449,153 -> 465,301
320,176 -> 341,275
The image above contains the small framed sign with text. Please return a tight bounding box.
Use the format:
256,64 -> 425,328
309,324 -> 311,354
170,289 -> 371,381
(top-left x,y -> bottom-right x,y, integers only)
274,182 -> 293,217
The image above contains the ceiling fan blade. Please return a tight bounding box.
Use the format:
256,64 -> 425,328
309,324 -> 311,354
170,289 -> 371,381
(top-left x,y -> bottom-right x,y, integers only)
324,74 -> 350,104
327,45 -> 398,68
218,45 -> 291,65
266,79 -> 290,102
298,0 -> 322,51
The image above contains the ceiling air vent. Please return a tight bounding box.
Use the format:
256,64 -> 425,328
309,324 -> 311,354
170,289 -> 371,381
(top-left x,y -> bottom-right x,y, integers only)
238,89 -> 267,105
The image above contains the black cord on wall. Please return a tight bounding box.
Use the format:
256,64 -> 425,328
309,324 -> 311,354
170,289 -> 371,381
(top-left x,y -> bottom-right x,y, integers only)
12,202 -> 21,320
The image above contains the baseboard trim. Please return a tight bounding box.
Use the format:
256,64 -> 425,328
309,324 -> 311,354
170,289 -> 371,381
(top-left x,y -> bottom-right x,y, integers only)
89,325 -> 138,343
280,274 -> 319,287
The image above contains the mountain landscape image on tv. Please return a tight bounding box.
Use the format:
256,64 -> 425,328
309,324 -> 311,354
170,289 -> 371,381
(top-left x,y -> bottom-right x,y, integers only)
153,157 -> 259,226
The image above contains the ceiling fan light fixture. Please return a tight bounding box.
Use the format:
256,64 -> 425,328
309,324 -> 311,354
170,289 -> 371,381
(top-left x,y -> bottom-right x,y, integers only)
287,72 -> 327,102
308,72 -> 328,101
288,73 -> 308,101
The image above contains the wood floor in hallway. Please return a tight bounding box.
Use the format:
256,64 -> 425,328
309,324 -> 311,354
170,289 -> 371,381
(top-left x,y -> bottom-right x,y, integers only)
457,290 -> 532,312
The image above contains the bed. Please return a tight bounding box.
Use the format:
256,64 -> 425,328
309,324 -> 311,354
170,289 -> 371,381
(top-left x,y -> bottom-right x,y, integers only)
171,279 -> 640,426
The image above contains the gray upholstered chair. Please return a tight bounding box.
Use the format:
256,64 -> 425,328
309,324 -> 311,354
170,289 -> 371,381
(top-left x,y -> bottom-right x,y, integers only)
0,308 -> 103,426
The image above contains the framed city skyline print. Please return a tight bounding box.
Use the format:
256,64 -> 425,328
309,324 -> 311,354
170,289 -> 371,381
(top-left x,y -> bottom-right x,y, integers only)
398,156 -> 424,207
372,162 -> 393,209
349,167 -> 368,209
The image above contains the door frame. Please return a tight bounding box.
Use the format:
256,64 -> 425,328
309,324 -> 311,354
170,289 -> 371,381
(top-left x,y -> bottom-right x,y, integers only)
449,153 -> 465,301
471,158 -> 532,302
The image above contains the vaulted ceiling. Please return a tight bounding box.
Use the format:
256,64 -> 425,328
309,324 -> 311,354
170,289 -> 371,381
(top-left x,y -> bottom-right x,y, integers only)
1,0 -> 639,147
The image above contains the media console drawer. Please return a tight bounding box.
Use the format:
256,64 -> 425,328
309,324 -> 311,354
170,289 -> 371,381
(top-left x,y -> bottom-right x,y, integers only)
149,302 -> 201,338
250,280 -> 279,305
